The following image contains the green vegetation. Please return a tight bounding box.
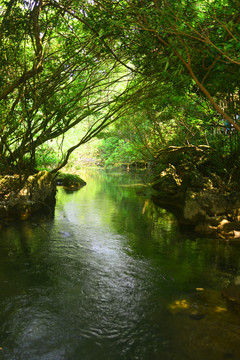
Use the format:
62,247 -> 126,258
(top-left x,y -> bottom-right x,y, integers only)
56,172 -> 86,190
1,0 -> 240,180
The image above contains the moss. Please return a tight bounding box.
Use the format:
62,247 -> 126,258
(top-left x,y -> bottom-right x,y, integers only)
0,171 -> 56,221
56,172 -> 86,190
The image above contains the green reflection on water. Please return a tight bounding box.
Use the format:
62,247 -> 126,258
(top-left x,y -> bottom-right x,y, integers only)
0,169 -> 240,360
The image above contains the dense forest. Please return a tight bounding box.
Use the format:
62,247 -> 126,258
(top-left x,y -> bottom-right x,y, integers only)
1,0 -> 240,173
1,0 -> 240,235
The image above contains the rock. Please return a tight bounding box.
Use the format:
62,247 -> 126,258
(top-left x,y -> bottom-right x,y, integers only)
194,222 -> 215,234
183,190 -> 231,222
218,221 -> 240,232
0,171 -> 56,221
56,172 -> 86,190
233,231 -> 240,238
151,163 -> 240,239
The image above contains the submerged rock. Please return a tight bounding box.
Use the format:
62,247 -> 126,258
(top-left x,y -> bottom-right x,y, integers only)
222,277 -> 240,314
189,313 -> 205,320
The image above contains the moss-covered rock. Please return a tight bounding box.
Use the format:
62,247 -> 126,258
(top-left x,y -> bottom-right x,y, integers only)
152,162 -> 240,239
0,171 -> 56,221
56,172 -> 86,190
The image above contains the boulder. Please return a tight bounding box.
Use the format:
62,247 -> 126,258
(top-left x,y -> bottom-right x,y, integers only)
152,164 -> 240,239
0,171 -> 56,220
56,172 -> 86,190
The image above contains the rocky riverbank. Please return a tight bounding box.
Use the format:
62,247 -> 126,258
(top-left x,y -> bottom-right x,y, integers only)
0,170 -> 56,221
0,170 -> 88,223
151,160 -> 240,239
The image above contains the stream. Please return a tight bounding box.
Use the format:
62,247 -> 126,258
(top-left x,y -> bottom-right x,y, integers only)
0,169 -> 240,360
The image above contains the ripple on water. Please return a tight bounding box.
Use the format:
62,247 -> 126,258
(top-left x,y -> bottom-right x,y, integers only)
1,172 -> 240,359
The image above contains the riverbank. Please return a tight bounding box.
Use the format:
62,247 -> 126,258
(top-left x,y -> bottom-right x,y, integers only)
1,159 -> 240,240
0,170 -> 88,223
0,171 -> 56,222
151,151 -> 240,239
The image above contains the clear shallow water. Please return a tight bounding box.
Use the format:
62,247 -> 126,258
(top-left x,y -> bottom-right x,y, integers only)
1,169 -> 240,360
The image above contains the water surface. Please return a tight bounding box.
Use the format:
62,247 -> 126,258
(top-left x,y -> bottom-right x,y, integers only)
0,169 -> 240,360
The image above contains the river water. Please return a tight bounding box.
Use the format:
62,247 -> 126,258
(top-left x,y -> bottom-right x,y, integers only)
1,169 -> 240,360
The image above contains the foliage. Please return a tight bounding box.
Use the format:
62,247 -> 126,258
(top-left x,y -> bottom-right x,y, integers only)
97,82 -> 237,166
1,0 -> 240,175
85,0 -> 240,130
0,0 -> 141,174
98,137 -> 138,166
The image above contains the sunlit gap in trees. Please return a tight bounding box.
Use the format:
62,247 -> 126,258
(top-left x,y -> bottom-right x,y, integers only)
22,0 -> 61,11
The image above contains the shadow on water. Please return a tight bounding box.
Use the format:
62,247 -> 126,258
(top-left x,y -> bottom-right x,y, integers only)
0,168 -> 240,360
